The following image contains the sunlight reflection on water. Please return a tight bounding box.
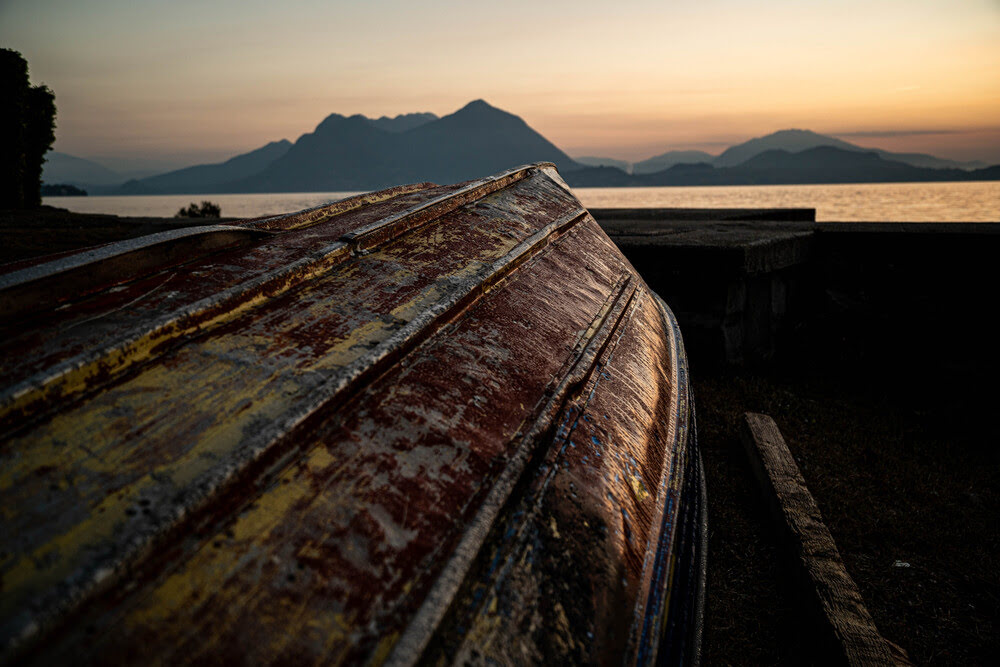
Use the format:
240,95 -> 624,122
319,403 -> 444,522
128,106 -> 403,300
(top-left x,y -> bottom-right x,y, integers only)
44,181 -> 999,222
574,181 -> 1000,222
41,191 -> 366,220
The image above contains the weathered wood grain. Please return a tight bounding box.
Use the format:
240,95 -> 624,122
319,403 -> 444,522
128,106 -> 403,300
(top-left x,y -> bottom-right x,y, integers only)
0,164 -> 705,666
740,412 -> 912,666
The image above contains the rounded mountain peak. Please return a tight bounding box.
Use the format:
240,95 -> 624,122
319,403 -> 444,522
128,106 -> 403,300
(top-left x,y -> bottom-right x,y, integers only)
454,99 -> 509,117
445,100 -> 524,129
461,99 -> 493,110
315,112 -> 372,134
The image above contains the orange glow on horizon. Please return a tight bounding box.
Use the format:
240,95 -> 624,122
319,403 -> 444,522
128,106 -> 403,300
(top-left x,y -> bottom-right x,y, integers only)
2,0 -> 998,166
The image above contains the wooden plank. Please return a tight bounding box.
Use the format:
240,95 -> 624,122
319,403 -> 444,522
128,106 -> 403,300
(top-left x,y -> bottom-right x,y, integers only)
740,412 -> 912,666
0,164 -> 704,665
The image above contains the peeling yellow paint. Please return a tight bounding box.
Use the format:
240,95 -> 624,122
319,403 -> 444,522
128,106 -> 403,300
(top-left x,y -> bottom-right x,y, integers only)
370,632 -> 399,666
0,174 -> 606,662
630,474 -> 650,504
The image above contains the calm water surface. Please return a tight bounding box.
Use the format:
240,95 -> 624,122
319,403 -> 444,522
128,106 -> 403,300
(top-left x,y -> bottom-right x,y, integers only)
42,192 -> 366,220
44,181 -> 1000,222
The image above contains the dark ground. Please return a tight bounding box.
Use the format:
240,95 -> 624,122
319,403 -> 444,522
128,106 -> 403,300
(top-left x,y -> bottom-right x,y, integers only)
3,207 -> 997,664
0,206 -> 232,267
696,341 -> 999,665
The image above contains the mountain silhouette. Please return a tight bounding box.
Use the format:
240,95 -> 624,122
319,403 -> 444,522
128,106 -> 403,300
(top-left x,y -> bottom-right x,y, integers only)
714,129 -> 984,170
574,156 -> 632,173
118,140 -> 292,194
713,130 -> 860,167
630,146 -> 977,186
392,100 -> 578,184
559,165 -> 637,187
368,112 -> 438,133
236,114 -> 401,191
726,146 -> 918,182
972,164 -> 1000,180
42,152 -> 123,187
561,146 -> 1000,187
632,150 -> 717,174
232,99 -> 579,192
862,149 -> 986,171
89,103 -> 997,194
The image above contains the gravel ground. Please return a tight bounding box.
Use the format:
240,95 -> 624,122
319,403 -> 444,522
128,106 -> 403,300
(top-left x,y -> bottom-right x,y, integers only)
695,360 -> 999,666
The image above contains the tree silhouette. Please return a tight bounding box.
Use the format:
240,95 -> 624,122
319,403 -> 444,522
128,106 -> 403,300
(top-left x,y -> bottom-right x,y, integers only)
176,201 -> 222,218
1,49 -> 56,208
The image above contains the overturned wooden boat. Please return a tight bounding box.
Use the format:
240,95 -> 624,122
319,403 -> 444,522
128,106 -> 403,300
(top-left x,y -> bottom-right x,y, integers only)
0,164 -> 705,665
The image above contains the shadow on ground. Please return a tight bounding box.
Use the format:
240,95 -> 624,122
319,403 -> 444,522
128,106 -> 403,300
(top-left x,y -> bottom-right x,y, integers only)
696,343 -> 999,665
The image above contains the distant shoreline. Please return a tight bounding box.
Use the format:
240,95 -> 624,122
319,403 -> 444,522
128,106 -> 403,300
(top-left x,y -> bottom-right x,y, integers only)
0,206 -> 234,266
51,176 -> 1000,199
39,180 -> 999,224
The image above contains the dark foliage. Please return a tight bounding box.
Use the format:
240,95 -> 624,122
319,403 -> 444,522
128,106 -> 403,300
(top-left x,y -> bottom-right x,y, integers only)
1,49 -> 56,208
175,200 -> 222,218
40,183 -> 87,196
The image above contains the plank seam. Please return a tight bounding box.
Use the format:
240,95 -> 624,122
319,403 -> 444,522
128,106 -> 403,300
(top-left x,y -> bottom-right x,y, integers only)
386,270 -> 638,666
1,204 -> 589,663
0,166 -> 552,439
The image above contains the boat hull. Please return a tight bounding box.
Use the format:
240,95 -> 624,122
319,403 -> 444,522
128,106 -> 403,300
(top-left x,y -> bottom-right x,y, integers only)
0,164 -> 704,665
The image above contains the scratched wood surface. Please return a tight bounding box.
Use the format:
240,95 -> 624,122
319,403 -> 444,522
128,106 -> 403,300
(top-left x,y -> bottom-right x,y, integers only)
0,164 -> 703,666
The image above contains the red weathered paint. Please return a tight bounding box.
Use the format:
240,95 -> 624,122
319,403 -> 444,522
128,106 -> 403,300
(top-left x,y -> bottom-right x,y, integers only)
0,164 -> 702,666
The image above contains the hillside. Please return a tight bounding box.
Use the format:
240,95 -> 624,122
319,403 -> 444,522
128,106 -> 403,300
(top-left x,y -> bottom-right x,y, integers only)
117,140 -> 292,194
574,156 -> 632,172
634,146 -> 980,186
234,100 -> 579,192
714,129 -> 984,171
713,130 -> 859,167
368,112 -> 438,133
42,152 -> 123,187
89,105 -> 998,194
633,150 -> 717,174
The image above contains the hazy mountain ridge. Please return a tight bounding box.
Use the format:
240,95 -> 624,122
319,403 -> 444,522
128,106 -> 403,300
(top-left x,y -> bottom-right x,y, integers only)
368,112 -> 438,133
866,150 -> 986,171
118,140 -> 293,195
713,130 -> 858,167
635,146 -> 991,186
42,152 -> 124,187
574,156 -> 632,173
580,130 -> 986,176
714,129 -> 985,171
46,106 -> 999,194
231,100 -> 579,192
562,146 -> 999,187
559,165 -> 638,187
632,150 -> 717,174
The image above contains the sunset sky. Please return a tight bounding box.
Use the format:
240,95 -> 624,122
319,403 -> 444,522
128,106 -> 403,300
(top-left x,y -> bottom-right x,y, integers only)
2,0 -> 999,172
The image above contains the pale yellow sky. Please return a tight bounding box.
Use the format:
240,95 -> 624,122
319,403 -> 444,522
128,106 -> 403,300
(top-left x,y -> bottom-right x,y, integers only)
2,0 -> 999,169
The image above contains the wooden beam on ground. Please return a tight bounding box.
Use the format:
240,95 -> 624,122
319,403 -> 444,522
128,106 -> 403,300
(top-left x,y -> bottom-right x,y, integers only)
740,412 -> 912,666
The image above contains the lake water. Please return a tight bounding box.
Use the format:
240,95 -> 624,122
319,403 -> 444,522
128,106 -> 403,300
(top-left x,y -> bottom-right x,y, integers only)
43,180 -> 1000,222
